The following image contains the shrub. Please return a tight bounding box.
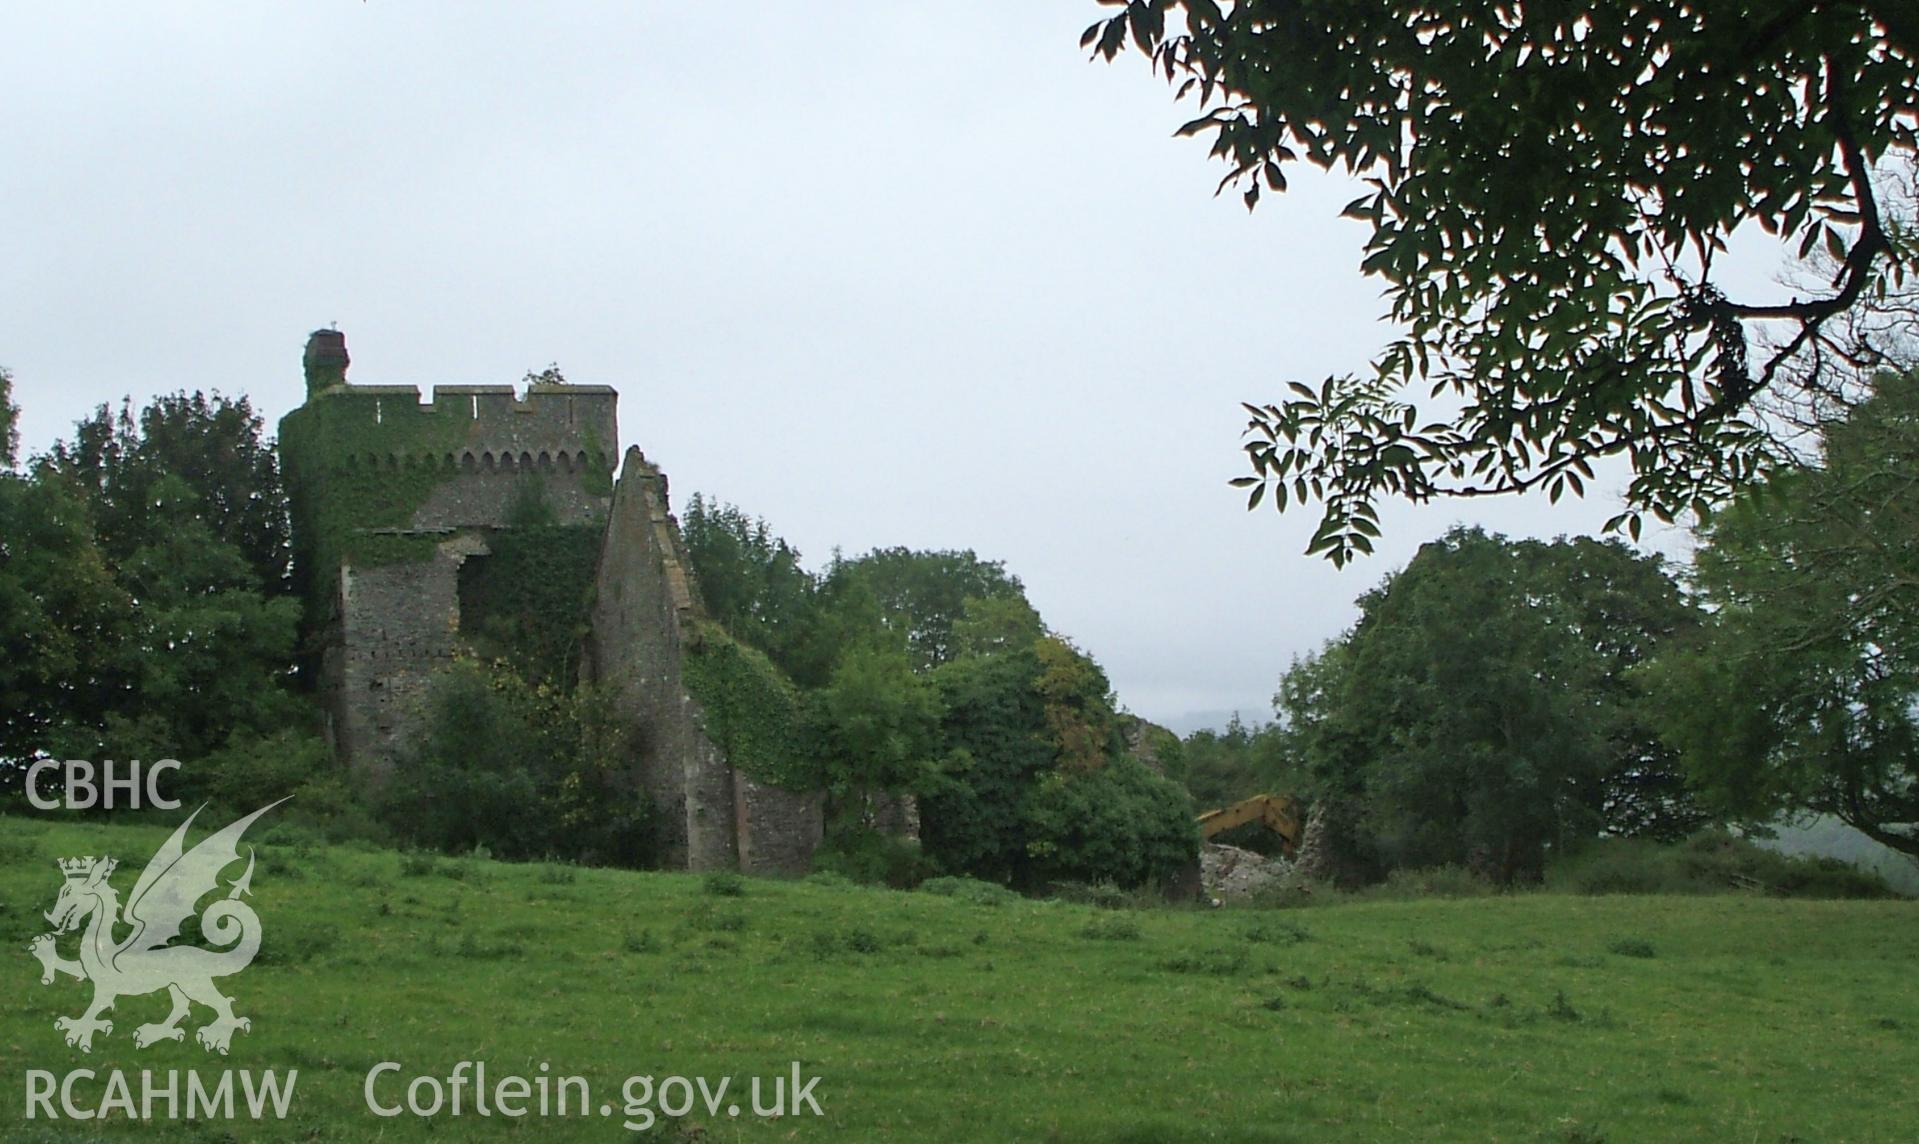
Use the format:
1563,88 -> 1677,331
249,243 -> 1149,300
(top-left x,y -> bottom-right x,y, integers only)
1080,914 -> 1143,941
1021,755 -> 1198,889
1608,937 -> 1657,959
378,662 -> 657,866
189,728 -> 336,818
919,876 -> 1019,907
1368,864 -> 1499,899
1547,832 -> 1897,898
811,828 -> 934,888
1052,881 -> 1130,909
702,871 -> 746,898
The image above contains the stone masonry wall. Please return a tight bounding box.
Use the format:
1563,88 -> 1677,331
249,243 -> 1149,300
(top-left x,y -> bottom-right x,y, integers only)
329,534 -> 486,777
734,772 -> 826,874
584,447 -> 823,874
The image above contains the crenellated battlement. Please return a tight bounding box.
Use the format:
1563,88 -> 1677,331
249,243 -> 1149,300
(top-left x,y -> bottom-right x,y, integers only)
292,379 -> 619,470
278,329 -> 621,581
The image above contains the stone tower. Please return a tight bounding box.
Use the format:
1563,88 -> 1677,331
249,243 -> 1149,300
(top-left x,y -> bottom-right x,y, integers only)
278,329 -> 618,772
279,329 -> 824,872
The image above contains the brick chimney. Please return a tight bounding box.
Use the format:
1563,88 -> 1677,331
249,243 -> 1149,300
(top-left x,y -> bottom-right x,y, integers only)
303,329 -> 350,395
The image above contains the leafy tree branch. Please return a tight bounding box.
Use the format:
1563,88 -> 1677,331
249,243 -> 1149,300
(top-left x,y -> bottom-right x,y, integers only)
1088,0 -> 1917,561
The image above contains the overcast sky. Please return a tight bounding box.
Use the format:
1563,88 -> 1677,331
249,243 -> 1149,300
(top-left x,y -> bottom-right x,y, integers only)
2,3 -> 1788,731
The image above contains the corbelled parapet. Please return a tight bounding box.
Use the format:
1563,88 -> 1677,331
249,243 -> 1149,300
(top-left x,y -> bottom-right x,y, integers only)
284,381 -> 618,476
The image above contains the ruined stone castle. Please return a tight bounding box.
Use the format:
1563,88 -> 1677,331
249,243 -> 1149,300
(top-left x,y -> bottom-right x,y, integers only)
279,330 -> 822,872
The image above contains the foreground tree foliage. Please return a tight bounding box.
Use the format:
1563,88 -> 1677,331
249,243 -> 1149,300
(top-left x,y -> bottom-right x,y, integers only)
1087,1 -> 1918,562
1644,372 -> 1919,857
1278,527 -> 1705,883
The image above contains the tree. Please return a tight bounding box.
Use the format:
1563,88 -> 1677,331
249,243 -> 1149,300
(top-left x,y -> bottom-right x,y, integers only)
1087,2 -> 1918,563
0,367 -> 17,470
1278,527 -> 1704,882
681,494 -> 820,677
44,392 -> 290,592
12,392 -> 303,764
824,547 -> 1026,671
0,466 -> 131,763
1033,634 -> 1125,773
1177,715 -> 1269,809
1021,753 -> 1198,888
380,660 -> 655,864
1643,371 -> 1919,857
923,622 -> 1196,888
809,642 -> 942,808
1521,535 -> 1713,840
922,641 -> 1055,883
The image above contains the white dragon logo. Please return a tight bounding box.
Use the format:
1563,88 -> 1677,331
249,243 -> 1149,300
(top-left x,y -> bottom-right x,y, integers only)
25,800 -> 285,1055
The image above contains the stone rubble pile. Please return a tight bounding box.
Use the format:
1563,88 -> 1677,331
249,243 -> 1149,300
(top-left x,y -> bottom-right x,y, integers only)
1200,842 -> 1294,900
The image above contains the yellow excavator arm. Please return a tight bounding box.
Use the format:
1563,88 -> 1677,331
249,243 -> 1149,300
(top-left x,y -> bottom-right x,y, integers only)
1195,794 -> 1304,858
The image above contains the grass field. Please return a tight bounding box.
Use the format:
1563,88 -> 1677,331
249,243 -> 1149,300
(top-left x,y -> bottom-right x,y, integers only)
0,813 -> 1914,1141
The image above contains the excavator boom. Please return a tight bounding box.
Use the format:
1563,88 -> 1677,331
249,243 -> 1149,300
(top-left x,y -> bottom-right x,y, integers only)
1195,793 -> 1304,858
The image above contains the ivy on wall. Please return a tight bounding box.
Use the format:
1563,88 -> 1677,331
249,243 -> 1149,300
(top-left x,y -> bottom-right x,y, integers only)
579,424 -> 613,497
278,391 -> 475,597
456,524 -> 603,686
279,388 -> 615,604
681,620 -> 818,791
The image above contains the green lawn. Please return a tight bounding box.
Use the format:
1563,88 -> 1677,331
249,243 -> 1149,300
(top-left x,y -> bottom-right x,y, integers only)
1,814 -> 1914,1141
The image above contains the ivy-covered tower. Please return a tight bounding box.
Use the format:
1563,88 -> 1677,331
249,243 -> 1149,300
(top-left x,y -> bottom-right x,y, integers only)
279,329 -> 618,773
281,329 -> 824,872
